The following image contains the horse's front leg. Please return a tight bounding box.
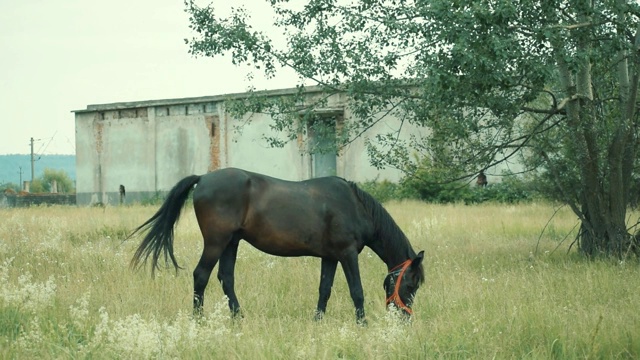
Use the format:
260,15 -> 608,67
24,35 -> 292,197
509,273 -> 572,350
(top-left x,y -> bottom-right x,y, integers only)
340,253 -> 367,325
315,257 -> 338,321
217,238 -> 242,317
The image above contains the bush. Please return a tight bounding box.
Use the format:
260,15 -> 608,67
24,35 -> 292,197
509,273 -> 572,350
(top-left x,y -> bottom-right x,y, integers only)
22,168 -> 75,194
402,177 -> 471,203
41,168 -> 74,193
29,178 -> 46,193
399,162 -> 471,203
462,178 -> 537,204
0,182 -> 21,193
360,174 -> 541,204
358,180 -> 407,203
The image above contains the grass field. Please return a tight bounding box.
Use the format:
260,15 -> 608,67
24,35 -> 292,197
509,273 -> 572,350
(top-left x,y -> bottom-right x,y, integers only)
1,201 -> 639,359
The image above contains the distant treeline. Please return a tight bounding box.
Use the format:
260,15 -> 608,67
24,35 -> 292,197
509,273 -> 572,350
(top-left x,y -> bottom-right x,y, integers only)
0,154 -> 75,186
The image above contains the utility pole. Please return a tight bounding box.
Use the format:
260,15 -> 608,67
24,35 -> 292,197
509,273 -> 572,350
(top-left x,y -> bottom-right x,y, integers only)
30,137 -> 35,183
18,166 -> 22,186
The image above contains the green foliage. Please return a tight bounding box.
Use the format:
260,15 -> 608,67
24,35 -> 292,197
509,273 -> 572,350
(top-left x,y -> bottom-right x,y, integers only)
29,178 -> 46,193
185,0 -> 640,255
40,168 -> 74,193
462,176 -> 539,204
358,180 -> 407,204
17,168 -> 75,194
401,174 -> 469,204
0,307 -> 25,341
0,182 -> 20,193
23,168 -> 75,194
361,174 -> 538,205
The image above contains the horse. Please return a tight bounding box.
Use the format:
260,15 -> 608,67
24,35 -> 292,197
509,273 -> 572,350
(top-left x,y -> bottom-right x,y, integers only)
129,167 -> 425,324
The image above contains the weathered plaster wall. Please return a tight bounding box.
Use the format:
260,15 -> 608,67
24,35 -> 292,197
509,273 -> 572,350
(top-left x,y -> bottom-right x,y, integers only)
75,102 -> 220,204
73,89 -> 435,205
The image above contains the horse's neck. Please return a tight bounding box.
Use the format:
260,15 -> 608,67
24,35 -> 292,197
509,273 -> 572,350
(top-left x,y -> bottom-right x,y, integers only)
368,237 -> 414,271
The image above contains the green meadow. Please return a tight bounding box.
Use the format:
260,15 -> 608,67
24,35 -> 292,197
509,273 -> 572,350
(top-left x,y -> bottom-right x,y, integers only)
0,202 -> 638,359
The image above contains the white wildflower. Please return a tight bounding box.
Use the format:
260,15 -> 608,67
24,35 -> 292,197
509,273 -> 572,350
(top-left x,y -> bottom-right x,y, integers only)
69,292 -> 91,329
0,262 -> 57,312
16,317 -> 44,352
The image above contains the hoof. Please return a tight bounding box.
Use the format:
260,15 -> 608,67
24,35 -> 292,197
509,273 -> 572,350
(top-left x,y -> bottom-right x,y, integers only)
193,307 -> 204,318
231,309 -> 244,320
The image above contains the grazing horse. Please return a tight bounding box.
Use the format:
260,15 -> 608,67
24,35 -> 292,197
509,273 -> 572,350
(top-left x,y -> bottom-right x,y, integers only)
129,167 -> 425,323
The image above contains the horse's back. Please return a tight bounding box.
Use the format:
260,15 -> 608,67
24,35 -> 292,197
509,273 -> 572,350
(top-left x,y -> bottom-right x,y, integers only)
195,167 -> 351,202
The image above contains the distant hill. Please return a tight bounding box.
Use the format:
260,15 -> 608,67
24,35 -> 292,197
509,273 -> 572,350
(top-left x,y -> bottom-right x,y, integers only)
0,154 -> 75,186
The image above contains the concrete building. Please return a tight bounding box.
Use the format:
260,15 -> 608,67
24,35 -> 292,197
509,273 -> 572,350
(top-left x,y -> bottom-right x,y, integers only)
73,86 -> 423,205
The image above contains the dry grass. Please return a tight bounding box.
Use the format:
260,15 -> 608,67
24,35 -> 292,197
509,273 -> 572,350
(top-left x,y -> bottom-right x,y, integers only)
0,201 -> 638,359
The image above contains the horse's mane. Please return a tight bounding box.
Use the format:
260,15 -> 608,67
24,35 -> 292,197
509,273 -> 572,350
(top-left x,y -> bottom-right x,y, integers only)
346,181 -> 424,283
347,181 -> 418,259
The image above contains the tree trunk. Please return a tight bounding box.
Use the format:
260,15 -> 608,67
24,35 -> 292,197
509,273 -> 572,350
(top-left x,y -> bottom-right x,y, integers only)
578,224 -> 636,258
556,6 -> 640,258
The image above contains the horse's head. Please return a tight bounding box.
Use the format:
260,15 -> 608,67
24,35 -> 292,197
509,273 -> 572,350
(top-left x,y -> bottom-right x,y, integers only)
384,251 -> 425,317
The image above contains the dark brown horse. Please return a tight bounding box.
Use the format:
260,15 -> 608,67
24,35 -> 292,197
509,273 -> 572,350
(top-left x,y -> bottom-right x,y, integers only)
129,167 -> 425,323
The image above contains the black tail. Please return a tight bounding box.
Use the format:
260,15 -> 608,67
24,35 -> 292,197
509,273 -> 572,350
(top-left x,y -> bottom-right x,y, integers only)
129,175 -> 201,275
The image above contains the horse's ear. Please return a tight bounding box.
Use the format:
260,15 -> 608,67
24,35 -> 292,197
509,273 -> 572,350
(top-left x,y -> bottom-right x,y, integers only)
412,251 -> 424,268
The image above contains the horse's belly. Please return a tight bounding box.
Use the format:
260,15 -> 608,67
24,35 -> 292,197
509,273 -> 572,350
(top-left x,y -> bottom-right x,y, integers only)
242,233 -> 324,257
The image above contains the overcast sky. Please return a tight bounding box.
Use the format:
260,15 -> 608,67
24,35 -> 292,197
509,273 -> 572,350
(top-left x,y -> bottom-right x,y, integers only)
0,0 -> 299,155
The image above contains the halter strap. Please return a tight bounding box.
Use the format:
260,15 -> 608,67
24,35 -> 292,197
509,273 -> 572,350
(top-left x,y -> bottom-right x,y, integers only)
385,259 -> 413,315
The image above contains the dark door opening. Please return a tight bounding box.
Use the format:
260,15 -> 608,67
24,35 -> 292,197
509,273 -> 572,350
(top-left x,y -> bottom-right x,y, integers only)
308,114 -> 342,177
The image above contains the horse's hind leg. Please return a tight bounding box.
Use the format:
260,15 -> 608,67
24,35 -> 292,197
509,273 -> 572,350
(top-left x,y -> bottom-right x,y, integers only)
315,257 -> 338,321
193,235 -> 230,316
217,235 -> 242,317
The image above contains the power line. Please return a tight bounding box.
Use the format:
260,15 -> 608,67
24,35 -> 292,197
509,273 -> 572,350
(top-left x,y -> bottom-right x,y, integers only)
27,134 -> 65,184
37,132 -> 56,157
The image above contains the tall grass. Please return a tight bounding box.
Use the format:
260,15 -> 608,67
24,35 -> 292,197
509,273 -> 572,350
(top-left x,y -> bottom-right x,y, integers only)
0,202 -> 638,359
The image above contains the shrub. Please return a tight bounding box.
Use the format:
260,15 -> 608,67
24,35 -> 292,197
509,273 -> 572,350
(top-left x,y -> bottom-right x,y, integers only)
358,180 -> 407,203
0,182 -> 21,193
463,175 -> 539,204
360,173 -> 541,204
41,168 -> 75,193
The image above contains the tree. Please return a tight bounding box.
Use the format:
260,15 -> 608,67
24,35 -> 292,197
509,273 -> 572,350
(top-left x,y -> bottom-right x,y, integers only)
30,168 -> 75,194
185,0 -> 640,257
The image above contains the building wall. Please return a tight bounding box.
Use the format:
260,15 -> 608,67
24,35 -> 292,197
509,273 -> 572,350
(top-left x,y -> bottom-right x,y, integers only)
75,102 -> 221,205
74,89 -> 432,205
225,111 -> 305,181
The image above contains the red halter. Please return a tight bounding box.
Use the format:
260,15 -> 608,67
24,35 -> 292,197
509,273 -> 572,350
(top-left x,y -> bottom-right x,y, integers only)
385,259 -> 413,315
